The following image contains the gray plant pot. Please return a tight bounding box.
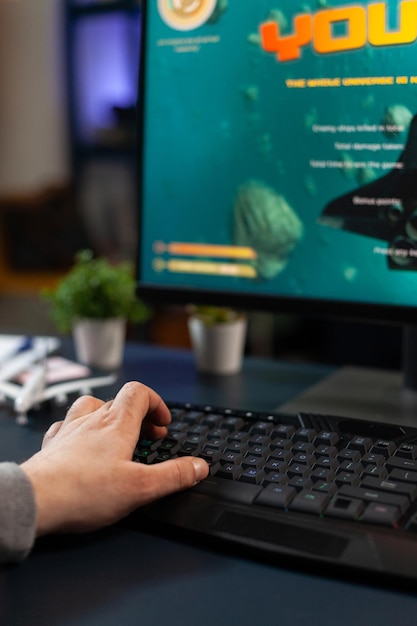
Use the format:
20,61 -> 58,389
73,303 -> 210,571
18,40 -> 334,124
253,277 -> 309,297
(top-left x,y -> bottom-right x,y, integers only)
188,315 -> 247,375
72,317 -> 126,370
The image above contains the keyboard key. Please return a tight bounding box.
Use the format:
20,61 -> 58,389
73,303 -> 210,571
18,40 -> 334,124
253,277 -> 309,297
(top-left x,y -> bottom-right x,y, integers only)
155,453 -> 172,463
221,417 -> 245,432
249,435 -> 270,447
165,432 -> 187,445
270,439 -> 292,452
347,436 -> 372,453
188,425 -> 209,437
337,449 -> 361,463
201,414 -> 223,428
311,468 -> 335,483
293,428 -> 317,443
169,408 -> 186,420
204,439 -> 222,450
371,440 -> 396,458
292,441 -> 315,455
314,444 -> 338,458
289,490 -> 330,515
271,424 -> 295,439
265,460 -> 287,473
255,484 -> 296,508
133,449 -> 158,464
209,428 -> 229,440
361,452 -> 385,467
248,445 -> 269,458
386,456 -> 417,472
221,451 -> 243,465
167,422 -> 187,433
314,456 -> 338,471
250,421 -> 274,436
242,455 -> 264,469
178,442 -> 202,456
138,438 -> 161,451
287,477 -> 313,492
315,431 -> 340,446
335,472 -> 360,487
338,460 -> 362,474
158,440 -> 180,455
313,481 -> 337,497
225,441 -> 249,455
361,465 -> 388,479
182,411 -> 203,425
200,448 -> 222,464
287,463 -> 311,479
186,435 -> 205,446
194,476 -> 262,504
239,468 -> 265,485
292,452 -> 315,466
361,502 -> 401,527
268,449 -> 291,463
395,444 -> 417,460
227,432 -> 250,444
325,496 -> 365,520
389,468 -> 417,483
216,463 -> 242,480
263,472 -> 287,486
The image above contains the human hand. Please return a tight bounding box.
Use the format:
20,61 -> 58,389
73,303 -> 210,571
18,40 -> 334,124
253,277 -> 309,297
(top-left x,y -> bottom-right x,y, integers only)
21,382 -> 209,536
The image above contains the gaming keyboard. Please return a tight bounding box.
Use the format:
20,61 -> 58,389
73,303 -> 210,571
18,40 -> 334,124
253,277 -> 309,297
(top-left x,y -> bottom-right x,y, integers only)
134,401 -> 417,584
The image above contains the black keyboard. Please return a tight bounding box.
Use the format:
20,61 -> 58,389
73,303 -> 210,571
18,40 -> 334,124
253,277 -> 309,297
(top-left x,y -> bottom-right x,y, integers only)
133,401 -> 417,584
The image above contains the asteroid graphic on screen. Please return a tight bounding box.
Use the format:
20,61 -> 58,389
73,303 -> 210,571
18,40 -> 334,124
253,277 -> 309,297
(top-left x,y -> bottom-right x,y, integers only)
233,180 -> 304,279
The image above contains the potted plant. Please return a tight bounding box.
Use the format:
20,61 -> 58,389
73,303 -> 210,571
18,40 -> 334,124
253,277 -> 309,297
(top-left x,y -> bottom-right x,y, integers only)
187,305 -> 247,375
42,249 -> 150,369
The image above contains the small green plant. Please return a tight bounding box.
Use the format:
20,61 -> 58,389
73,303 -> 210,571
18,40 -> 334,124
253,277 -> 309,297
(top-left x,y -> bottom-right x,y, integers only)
42,249 -> 151,333
189,305 -> 243,326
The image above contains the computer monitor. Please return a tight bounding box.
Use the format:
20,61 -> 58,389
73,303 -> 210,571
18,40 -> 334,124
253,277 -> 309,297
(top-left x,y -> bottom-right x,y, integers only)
135,0 -> 417,388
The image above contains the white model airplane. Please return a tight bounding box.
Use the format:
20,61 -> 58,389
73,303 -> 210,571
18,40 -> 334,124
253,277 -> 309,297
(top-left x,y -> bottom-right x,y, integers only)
0,336 -> 117,424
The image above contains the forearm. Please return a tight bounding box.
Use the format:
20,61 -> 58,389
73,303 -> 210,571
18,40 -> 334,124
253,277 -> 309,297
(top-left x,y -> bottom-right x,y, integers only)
0,463 -> 36,564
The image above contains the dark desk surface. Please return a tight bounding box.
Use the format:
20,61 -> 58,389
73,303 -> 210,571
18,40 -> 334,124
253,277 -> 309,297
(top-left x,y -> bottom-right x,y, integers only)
1,343 -> 417,626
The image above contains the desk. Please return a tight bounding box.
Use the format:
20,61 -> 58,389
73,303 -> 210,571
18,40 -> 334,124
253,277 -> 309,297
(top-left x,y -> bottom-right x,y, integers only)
1,343 -> 417,626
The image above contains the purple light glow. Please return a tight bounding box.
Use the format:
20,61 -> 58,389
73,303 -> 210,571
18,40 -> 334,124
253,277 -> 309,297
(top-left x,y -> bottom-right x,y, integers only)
74,13 -> 140,141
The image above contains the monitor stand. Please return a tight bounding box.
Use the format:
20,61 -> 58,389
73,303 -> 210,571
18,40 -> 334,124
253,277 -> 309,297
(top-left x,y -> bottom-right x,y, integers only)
278,325 -> 417,429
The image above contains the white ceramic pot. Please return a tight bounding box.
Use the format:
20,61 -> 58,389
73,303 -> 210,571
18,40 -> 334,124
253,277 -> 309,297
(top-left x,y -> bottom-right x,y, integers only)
188,315 -> 247,375
72,317 -> 126,370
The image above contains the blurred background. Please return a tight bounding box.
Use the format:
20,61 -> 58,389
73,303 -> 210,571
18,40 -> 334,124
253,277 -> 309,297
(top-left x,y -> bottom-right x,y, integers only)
0,0 -> 142,334
0,0 -> 403,370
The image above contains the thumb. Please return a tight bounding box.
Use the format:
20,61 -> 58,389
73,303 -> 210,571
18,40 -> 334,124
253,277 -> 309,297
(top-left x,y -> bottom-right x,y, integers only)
135,456 -> 209,504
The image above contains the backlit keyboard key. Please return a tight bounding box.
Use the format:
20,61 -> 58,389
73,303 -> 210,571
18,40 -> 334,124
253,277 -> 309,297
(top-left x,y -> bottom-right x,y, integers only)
289,490 -> 330,515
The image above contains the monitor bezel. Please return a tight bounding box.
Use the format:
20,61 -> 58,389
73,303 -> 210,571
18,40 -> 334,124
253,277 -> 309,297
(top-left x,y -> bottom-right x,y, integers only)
134,280 -> 417,326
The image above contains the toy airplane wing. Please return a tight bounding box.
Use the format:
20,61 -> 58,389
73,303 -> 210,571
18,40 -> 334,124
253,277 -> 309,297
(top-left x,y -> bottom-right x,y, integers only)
0,367 -> 116,421
40,373 -> 117,404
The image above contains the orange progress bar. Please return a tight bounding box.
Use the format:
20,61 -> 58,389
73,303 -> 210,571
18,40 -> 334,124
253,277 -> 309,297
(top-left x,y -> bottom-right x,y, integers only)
153,241 -> 257,259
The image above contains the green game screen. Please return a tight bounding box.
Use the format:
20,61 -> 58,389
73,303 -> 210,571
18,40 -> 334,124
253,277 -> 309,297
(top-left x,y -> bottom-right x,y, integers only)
137,0 -> 417,313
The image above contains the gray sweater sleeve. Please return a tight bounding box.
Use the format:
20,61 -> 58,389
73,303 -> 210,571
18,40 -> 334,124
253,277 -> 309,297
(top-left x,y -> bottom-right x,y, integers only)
0,462 -> 36,564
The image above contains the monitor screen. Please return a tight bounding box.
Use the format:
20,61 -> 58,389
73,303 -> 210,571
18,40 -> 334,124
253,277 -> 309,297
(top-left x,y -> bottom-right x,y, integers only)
136,0 -> 417,325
